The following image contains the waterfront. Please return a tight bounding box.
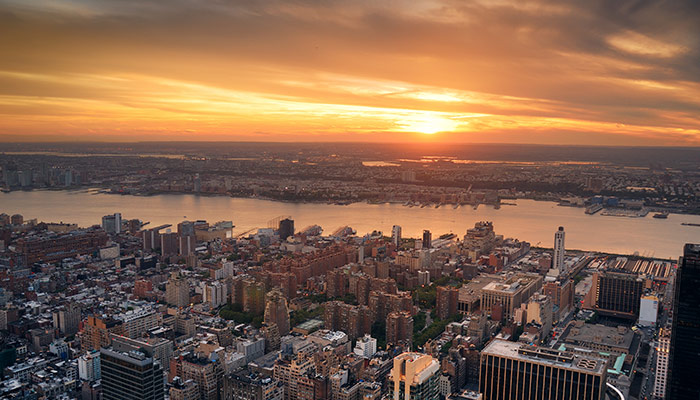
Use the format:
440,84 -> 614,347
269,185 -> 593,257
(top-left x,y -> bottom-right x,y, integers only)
2,189 -> 698,259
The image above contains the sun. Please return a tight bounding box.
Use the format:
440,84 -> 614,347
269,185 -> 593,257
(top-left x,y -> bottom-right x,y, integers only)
398,113 -> 460,134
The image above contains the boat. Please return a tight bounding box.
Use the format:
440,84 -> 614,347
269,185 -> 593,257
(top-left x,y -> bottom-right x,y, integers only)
653,212 -> 669,219
585,204 -> 603,215
681,222 -> 700,227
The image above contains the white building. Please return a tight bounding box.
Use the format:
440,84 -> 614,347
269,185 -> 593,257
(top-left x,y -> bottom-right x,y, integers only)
552,227 -> 565,274
353,334 -> 377,358
639,295 -> 659,327
203,281 -> 228,308
653,328 -> 671,399
78,351 -> 101,382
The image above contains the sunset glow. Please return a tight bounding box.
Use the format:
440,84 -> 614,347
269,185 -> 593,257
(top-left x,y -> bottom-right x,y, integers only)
0,0 -> 699,145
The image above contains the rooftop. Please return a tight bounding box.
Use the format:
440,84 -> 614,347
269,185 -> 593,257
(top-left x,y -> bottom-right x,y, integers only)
562,323 -> 635,351
482,274 -> 540,294
482,339 -> 606,375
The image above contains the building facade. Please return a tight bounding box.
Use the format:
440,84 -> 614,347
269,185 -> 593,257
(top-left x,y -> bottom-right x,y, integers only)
592,270 -> 643,319
100,348 -> 164,400
654,327 -> 670,400
479,340 -> 607,400
388,352 -> 440,400
667,243 -> 700,400
552,227 -> 565,274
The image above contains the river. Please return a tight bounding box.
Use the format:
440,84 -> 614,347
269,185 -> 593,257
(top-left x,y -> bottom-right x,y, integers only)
2,189 -> 698,259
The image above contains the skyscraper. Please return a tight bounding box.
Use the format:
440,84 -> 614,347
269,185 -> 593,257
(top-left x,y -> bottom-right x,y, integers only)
392,225 -> 402,247
553,226 -> 565,274
422,230 -> 432,249
667,243 -> 700,400
101,213 -> 122,234
100,348 -> 164,400
480,340 -> 607,400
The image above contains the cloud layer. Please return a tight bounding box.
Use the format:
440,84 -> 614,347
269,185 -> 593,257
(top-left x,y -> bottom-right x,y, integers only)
1,0 -> 699,144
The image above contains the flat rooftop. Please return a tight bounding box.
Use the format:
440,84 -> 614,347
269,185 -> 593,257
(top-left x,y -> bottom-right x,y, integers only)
562,323 -> 634,351
482,274 -> 539,294
482,339 -> 606,375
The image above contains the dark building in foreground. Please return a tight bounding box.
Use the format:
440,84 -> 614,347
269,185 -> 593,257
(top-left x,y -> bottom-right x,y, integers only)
100,348 -> 164,400
667,244 -> 700,400
480,340 -> 607,400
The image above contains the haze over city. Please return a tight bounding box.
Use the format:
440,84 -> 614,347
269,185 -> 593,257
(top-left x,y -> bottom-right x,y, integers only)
1,0 -> 700,145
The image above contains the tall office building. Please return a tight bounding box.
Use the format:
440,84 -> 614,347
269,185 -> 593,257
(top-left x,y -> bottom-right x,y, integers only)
667,243 -> 700,400
388,352 -> 440,400
480,340 -> 607,400
102,213 -> 122,234
100,348 -> 164,400
422,230 -> 432,249
552,226 -> 565,274
279,218 -> 295,241
654,327 -> 671,399
591,270 -> 643,320
392,225 -> 402,247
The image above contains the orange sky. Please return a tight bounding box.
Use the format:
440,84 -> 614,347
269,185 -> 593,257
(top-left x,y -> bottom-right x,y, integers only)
1,0 -> 699,145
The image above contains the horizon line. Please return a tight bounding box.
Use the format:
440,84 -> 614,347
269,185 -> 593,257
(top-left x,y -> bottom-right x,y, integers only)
2,140 -> 700,149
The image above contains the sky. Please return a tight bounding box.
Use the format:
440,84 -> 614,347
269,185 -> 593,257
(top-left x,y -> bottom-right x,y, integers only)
0,0 -> 699,145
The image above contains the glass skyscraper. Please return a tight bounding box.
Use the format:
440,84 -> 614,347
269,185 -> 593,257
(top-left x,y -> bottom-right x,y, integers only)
667,244 -> 700,400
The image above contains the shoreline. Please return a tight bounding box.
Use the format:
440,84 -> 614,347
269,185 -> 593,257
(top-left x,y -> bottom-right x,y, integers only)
4,185 -> 697,217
